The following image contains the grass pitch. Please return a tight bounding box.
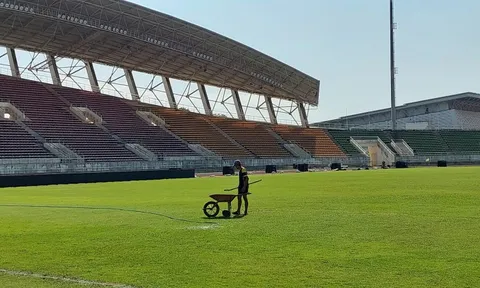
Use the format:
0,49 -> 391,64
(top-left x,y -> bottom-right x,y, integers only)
1,167 -> 480,287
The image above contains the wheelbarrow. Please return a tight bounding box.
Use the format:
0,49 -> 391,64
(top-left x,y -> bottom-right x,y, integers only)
202,179 -> 261,218
203,193 -> 251,218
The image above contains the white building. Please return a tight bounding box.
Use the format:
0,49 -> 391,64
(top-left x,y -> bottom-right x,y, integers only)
313,92 -> 480,130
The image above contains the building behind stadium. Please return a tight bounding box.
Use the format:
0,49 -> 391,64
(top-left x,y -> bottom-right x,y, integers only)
313,93 -> 480,131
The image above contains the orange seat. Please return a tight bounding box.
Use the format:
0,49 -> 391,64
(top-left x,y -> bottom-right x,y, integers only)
270,124 -> 345,157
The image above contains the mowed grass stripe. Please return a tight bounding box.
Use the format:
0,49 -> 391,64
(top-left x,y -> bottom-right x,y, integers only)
0,167 -> 479,287
0,269 -> 137,288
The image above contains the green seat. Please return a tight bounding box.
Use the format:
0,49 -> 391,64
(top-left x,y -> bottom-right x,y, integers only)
327,129 -> 394,155
439,130 -> 480,153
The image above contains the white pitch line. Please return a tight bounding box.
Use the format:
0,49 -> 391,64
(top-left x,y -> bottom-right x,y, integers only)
0,268 -> 138,288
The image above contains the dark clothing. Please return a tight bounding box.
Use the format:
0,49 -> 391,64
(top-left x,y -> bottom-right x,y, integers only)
238,188 -> 249,194
238,166 -> 249,194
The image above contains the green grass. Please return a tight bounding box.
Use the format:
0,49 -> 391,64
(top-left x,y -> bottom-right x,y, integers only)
0,274 -> 97,288
1,167 -> 480,287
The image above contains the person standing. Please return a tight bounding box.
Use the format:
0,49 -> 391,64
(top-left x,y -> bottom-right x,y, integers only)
232,160 -> 249,215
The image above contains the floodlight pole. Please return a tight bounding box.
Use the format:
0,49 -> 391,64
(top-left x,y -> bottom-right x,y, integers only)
390,0 -> 397,130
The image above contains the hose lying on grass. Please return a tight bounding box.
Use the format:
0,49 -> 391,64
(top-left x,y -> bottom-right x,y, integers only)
0,204 -> 219,225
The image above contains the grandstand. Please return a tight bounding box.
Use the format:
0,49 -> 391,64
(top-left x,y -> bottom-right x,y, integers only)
1,0 -> 480,182
0,0 -> 356,180
0,73 -> 348,162
312,93 -> 480,166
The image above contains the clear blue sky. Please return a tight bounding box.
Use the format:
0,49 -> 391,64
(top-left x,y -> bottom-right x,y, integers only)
133,0 -> 480,123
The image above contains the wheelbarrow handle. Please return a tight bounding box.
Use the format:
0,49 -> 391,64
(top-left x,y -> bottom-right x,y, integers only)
223,179 -> 262,191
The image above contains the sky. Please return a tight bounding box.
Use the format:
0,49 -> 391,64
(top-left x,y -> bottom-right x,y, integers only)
130,0 -> 480,123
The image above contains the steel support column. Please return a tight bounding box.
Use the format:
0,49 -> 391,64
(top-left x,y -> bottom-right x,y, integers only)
265,96 -> 277,125
197,83 -> 212,115
123,68 -> 139,101
231,89 -> 245,120
390,0 -> 397,130
47,55 -> 61,86
84,61 -> 100,92
6,48 -> 20,77
298,102 -> 309,128
161,76 -> 177,109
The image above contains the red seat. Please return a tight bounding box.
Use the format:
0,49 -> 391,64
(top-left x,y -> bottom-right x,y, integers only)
0,75 -> 142,162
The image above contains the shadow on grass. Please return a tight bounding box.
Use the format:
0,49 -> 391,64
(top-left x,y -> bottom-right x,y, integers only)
201,215 -> 245,220
0,204 -> 214,224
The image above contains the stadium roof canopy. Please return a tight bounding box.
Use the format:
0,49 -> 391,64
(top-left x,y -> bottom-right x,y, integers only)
313,92 -> 480,126
0,0 -> 320,105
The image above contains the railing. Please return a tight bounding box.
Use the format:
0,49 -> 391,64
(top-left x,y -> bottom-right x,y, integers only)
288,140 -> 306,151
396,153 -> 480,165
313,123 -> 392,130
409,151 -> 480,156
390,140 -> 400,154
283,141 -> 312,158
376,137 -> 396,160
349,137 -> 368,156
390,140 -> 411,156
186,144 -> 219,158
0,158 -> 60,165
397,139 -> 415,156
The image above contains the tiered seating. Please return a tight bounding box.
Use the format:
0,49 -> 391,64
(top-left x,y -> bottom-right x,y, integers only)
438,130 -> 480,153
0,120 -> 54,159
145,107 -> 254,159
391,130 -> 447,154
51,87 -> 198,158
208,117 -> 293,158
271,125 -> 345,157
12,74 -> 480,162
0,75 -> 141,162
327,129 -> 393,155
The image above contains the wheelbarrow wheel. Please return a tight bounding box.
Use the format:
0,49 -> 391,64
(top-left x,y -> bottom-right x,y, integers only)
222,210 -> 231,218
203,201 -> 220,218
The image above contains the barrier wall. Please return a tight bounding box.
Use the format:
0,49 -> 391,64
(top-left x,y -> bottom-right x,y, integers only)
0,156 -> 369,176
397,154 -> 480,166
5,153 -> 480,178
0,169 -> 195,188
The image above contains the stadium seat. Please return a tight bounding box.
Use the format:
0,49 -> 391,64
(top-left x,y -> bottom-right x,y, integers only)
438,130 -> 480,153
0,120 -> 54,159
136,106 -> 255,159
327,129 -> 394,155
0,75 -> 142,162
51,86 -> 198,158
270,125 -> 345,157
391,130 -> 447,154
208,117 -> 293,158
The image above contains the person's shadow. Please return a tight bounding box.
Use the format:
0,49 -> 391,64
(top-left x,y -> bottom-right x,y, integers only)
201,214 -> 245,220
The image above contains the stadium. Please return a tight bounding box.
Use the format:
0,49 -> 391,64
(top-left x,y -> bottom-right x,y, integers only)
312,92 -> 480,166
0,0 -> 341,180
1,1 -> 480,287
